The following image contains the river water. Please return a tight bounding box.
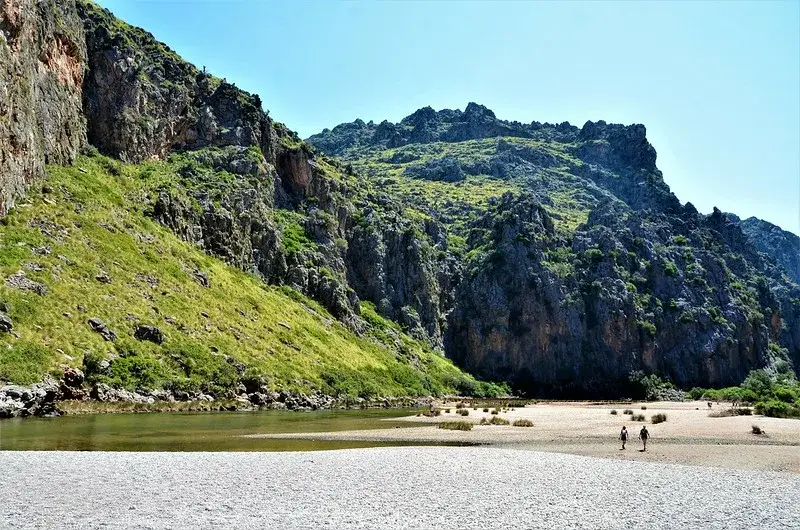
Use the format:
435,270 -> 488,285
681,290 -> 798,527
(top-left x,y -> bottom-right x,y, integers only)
0,409 -> 437,451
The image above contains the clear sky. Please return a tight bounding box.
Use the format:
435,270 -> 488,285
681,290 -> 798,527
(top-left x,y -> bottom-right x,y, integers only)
96,0 -> 800,234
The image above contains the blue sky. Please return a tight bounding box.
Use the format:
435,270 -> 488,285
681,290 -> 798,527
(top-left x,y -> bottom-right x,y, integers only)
97,0 -> 800,234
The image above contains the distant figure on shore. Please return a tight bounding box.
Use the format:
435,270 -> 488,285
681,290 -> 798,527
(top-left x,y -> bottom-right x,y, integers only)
619,426 -> 628,450
639,425 -> 650,451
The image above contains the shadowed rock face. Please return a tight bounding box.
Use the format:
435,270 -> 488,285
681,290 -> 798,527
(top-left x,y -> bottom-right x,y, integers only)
444,195 -> 785,396
0,0 -> 87,215
311,107 -> 800,396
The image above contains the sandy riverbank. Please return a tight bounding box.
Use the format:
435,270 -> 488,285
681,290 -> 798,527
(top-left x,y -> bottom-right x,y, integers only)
2,448 -> 798,529
246,400 -> 800,473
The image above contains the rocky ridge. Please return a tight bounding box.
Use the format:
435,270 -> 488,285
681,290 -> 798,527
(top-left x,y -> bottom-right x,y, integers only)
309,106 -> 800,396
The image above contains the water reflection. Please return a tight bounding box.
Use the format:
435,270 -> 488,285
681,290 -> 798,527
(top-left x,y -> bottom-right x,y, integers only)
0,409 -> 438,452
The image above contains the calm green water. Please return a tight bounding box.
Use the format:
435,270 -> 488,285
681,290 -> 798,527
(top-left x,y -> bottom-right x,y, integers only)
0,409 -> 439,452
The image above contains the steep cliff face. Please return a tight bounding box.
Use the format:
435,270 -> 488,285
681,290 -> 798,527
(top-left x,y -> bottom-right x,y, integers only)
310,105 -> 800,396
78,0 -> 275,163
0,0 -> 86,215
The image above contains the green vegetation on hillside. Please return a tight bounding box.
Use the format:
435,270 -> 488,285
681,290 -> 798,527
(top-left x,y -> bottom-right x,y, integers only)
689,368 -> 800,418
347,138 -> 596,239
0,154 -> 504,399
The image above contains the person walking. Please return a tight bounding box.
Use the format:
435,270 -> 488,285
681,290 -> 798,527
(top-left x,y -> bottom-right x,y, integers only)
619,426 -> 628,450
639,425 -> 650,451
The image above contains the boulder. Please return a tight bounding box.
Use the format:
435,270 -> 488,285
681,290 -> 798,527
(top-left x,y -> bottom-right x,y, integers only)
88,318 -> 116,341
133,325 -> 165,344
0,311 -> 12,332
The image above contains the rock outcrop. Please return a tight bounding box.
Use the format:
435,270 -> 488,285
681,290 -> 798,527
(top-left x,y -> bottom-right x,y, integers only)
78,0 -> 276,163
730,214 -> 800,285
0,0 -> 87,214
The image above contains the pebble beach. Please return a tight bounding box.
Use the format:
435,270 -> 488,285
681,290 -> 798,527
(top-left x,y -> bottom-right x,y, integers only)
2,447 -> 799,530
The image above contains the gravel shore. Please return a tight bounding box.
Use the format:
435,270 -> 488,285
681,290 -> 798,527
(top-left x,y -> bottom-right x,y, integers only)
2,447 -> 798,529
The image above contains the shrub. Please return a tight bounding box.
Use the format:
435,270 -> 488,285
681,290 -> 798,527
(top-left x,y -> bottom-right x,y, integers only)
439,421 -> 473,431
688,387 -> 705,400
641,406 -> 647,410
751,425 -> 763,435
638,320 -> 657,337
755,400 -> 800,419
629,371 -> 675,401
742,369 -> 774,398
709,407 -> 752,418
623,409 -> 634,415
457,409 -> 469,416
631,414 -> 646,422
484,416 -> 510,425
512,419 -> 534,427
491,408 -> 499,415
651,413 -> 667,424
483,408 -> 489,412
444,408 -> 451,413
610,409 -> 618,415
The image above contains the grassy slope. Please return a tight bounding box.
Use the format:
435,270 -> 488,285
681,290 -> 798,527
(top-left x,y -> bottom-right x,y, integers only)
349,137 -> 594,251
0,155 -> 497,399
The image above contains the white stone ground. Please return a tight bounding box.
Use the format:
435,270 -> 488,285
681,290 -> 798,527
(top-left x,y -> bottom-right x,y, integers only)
2,447 -> 798,529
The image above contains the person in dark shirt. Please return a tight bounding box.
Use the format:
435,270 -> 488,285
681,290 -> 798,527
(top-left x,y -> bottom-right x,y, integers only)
619,426 -> 628,450
639,426 -> 650,451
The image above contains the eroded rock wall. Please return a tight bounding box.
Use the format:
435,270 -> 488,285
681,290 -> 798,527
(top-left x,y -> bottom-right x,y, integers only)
0,0 -> 86,214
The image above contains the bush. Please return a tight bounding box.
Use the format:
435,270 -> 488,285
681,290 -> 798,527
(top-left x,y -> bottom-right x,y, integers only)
688,387 -> 705,400
709,407 -> 752,418
651,413 -> 667,424
480,416 -> 510,426
755,400 -> 800,419
491,408 -> 499,415
483,408 -> 489,412
623,409 -> 634,415
512,419 -> 534,427
457,409 -> 469,416
631,414 -> 646,422
742,369 -> 774,398
610,409 -> 618,415
444,408 -> 451,413
751,425 -> 763,435
439,421 -> 473,431
629,371 -> 675,401
641,406 -> 647,410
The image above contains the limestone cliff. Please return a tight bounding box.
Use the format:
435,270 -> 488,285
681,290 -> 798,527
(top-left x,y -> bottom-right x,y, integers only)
0,0 -> 86,214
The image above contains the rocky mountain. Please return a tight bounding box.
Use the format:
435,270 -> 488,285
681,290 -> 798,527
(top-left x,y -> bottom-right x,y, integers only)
727,214 -> 800,285
0,0 -> 502,411
309,106 -> 800,397
0,0 -> 797,403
